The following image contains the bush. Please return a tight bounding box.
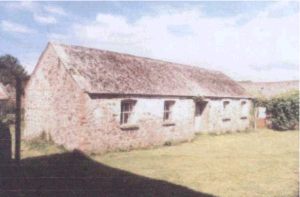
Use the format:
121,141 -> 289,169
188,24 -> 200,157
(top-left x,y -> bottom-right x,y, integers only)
261,91 -> 299,131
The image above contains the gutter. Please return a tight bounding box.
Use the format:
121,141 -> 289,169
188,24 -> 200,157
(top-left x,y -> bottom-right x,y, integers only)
87,92 -> 253,100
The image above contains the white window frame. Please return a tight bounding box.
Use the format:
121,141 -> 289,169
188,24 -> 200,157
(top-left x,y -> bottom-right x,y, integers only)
120,100 -> 136,125
163,100 -> 175,122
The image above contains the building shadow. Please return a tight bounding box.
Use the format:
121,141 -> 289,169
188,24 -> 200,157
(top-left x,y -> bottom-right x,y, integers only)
1,150 -> 215,197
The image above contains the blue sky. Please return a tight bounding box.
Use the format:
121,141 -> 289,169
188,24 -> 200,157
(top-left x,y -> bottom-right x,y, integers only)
0,1 -> 299,82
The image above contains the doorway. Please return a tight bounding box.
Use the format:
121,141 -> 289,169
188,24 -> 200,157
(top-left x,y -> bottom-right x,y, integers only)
194,101 -> 208,131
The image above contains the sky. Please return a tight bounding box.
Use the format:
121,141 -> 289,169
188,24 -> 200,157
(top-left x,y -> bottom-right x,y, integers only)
0,1 -> 299,82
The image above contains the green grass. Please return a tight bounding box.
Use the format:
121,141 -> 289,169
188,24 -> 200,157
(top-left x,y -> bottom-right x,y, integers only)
9,126 -> 65,159
21,135 -> 66,158
19,129 -> 299,197
93,129 -> 299,197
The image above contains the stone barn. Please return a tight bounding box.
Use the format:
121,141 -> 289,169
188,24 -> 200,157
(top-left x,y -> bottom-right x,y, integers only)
24,42 -> 252,153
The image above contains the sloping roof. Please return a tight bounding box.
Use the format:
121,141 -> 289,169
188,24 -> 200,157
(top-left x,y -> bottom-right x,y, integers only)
50,42 -> 249,98
0,83 -> 9,100
239,80 -> 299,98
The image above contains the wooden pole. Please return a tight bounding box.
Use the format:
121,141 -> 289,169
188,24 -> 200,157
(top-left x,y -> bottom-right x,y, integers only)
15,77 -> 21,163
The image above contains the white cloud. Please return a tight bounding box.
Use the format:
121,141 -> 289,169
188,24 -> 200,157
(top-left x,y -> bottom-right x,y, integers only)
0,20 -> 34,34
65,2 -> 299,82
4,2 -> 66,25
4,1 -> 36,12
44,5 -> 66,16
34,14 -> 57,24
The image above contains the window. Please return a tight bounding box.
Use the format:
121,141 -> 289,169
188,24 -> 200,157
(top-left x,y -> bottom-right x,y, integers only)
222,101 -> 230,121
223,101 -> 230,109
120,100 -> 136,124
257,107 -> 266,119
163,101 -> 175,121
241,101 -> 248,119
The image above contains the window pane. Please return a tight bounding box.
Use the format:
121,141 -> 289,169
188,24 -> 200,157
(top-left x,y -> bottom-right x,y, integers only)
129,103 -> 133,111
121,101 -> 136,124
124,113 -> 129,124
124,103 -> 129,111
163,101 -> 175,121
164,103 -> 168,111
164,112 -> 169,120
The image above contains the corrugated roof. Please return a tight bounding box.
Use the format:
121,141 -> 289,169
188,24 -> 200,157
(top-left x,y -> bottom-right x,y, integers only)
50,42 -> 249,98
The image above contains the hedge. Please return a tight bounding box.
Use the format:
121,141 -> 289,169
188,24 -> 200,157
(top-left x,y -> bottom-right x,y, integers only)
255,90 -> 299,131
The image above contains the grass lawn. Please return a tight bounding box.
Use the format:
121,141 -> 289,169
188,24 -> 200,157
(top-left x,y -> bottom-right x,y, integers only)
6,129 -> 299,197
93,129 -> 299,197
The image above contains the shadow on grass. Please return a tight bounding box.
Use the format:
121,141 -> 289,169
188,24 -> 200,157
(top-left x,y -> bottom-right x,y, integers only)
1,150 -> 215,197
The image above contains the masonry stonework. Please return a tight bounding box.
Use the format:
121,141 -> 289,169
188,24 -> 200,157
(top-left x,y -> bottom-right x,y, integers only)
82,98 -> 195,152
81,97 -> 252,153
24,45 -> 90,150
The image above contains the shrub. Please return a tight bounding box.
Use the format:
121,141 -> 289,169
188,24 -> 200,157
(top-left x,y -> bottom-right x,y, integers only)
257,91 -> 299,131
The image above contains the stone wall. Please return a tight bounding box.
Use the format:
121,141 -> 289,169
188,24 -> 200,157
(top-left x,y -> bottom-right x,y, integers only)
23,45 -> 90,150
203,99 -> 252,133
81,97 -> 196,153
78,96 -> 253,153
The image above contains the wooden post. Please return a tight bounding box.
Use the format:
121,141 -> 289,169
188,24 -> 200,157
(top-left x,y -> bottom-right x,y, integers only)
15,77 -> 21,163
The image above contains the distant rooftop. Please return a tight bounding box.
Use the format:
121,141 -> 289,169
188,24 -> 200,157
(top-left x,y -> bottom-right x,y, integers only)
239,80 -> 299,98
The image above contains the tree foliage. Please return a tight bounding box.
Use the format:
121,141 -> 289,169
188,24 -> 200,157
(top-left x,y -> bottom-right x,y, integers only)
0,55 -> 28,86
0,55 -> 29,121
255,90 -> 299,131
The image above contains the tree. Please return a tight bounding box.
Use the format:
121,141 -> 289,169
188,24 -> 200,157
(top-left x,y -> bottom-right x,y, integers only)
0,54 -> 29,163
0,55 -> 28,86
